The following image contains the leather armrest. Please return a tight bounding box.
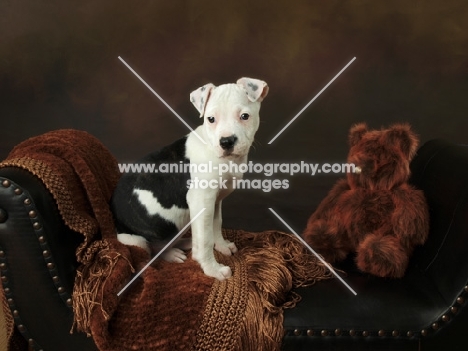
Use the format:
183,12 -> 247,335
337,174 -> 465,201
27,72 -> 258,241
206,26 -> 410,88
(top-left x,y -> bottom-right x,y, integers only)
0,167 -> 97,350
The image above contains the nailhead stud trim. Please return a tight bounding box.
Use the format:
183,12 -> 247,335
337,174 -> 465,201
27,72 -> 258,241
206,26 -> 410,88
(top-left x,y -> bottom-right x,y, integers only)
0,177 -> 78,350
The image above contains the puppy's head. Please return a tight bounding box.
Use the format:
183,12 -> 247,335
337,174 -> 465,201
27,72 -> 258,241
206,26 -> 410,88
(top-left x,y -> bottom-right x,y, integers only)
190,77 -> 269,158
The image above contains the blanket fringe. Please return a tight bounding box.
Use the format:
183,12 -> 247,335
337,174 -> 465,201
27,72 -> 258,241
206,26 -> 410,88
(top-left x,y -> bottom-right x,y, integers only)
193,230 -> 333,351
235,230 -> 332,351
71,239 -> 134,336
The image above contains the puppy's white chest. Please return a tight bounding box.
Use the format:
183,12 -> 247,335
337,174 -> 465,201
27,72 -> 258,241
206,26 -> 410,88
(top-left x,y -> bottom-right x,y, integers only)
217,167 -> 241,200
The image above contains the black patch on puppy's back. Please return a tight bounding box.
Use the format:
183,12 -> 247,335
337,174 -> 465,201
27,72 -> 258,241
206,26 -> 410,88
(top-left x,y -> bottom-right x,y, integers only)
111,136 -> 191,241
137,136 -> 190,209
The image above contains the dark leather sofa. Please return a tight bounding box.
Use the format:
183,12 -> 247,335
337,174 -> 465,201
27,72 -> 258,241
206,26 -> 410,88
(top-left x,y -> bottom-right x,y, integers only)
0,138 -> 467,351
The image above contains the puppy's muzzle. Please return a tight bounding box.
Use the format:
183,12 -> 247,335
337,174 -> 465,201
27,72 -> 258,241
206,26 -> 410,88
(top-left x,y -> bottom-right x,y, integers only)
219,135 -> 238,151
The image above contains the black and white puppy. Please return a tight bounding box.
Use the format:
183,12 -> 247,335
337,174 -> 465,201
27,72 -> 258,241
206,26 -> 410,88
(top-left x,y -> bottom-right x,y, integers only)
111,77 -> 268,280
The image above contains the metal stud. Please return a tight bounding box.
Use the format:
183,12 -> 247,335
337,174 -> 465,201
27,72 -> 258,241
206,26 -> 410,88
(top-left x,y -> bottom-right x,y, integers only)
334,328 -> 342,336
441,315 -> 450,322
306,329 -> 314,337
321,330 -> 329,337
58,287 -> 65,294
392,330 -> 399,337
407,331 -> 414,337
432,322 -> 439,330
0,251 -> 5,258
32,222 -> 42,230
1,276 -> 8,283
17,324 -> 25,332
28,210 -> 37,218
2,180 -> 10,188
349,329 -> 356,337
293,329 -> 301,336
378,330 -> 386,337
451,306 -> 458,314
464,285 -> 468,293
14,188 -> 22,195
52,276 -> 59,283
7,298 -> 14,305
421,329 -> 428,337
13,310 -> 19,317
362,331 -> 369,337
0,263 -> 6,270
23,198 -> 31,206
457,296 -> 465,305
38,236 -> 46,244
42,250 -> 50,258
47,262 -> 55,270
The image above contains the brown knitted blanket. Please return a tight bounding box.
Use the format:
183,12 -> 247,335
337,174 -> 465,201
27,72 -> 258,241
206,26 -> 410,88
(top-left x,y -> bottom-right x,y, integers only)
1,130 -> 332,351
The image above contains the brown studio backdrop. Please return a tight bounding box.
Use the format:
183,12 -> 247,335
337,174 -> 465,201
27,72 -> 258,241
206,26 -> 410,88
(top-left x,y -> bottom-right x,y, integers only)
1,0 -> 467,230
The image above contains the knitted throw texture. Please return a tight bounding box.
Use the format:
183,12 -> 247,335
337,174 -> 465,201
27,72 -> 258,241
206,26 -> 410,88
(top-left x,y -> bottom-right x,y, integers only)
0,129 -> 332,351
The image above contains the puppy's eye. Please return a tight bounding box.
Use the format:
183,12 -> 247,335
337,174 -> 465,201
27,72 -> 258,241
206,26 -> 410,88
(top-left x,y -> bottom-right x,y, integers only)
240,113 -> 250,120
207,116 -> 215,123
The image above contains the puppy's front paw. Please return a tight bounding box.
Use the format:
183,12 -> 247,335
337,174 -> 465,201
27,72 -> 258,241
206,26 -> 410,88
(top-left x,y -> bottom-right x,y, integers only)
214,239 -> 238,256
160,248 -> 187,263
203,263 -> 232,281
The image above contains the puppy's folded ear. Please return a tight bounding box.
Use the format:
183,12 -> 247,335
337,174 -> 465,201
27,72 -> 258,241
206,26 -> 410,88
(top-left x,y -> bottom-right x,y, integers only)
190,83 -> 215,117
237,77 -> 269,102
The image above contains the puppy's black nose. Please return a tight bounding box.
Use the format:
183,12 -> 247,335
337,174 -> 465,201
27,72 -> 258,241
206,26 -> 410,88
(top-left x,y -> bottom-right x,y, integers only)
220,135 -> 238,150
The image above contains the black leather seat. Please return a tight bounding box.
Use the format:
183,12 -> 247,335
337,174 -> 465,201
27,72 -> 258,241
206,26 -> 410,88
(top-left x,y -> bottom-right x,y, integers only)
0,139 -> 467,350
283,139 -> 468,350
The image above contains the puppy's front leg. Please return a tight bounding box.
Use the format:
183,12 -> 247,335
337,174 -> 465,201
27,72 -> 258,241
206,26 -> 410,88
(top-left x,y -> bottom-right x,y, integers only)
213,201 -> 238,256
187,188 -> 232,280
